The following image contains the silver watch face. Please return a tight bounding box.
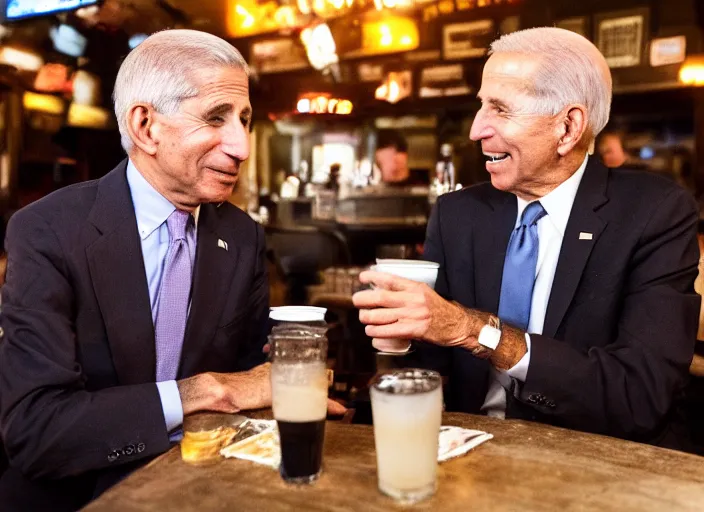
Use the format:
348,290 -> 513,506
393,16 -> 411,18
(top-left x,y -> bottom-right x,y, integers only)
478,325 -> 501,350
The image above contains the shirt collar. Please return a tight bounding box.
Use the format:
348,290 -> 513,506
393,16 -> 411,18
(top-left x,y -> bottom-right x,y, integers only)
126,160 -> 200,240
516,153 -> 589,236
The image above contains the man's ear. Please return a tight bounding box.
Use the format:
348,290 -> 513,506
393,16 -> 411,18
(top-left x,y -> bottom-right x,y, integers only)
556,105 -> 588,157
125,104 -> 160,156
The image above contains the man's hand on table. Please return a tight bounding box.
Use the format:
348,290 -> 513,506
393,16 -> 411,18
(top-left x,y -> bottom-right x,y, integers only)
352,270 -> 528,370
178,363 -> 272,416
177,363 -> 347,417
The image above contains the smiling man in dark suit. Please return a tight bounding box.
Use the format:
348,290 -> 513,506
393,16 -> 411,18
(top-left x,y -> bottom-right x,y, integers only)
0,30 -> 274,510
353,27 -> 700,449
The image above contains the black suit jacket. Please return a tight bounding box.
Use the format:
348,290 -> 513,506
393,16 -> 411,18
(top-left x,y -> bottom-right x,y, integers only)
0,161 -> 269,510
416,158 -> 700,447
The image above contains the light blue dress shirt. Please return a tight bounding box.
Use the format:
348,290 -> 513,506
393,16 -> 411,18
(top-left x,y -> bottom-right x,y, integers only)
126,160 -> 197,435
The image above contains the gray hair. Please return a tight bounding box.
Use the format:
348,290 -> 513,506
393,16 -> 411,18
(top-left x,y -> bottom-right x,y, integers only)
113,29 -> 250,153
489,27 -> 612,140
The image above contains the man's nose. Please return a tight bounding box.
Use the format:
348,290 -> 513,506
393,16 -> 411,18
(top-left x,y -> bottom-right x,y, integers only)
469,110 -> 494,141
220,121 -> 250,161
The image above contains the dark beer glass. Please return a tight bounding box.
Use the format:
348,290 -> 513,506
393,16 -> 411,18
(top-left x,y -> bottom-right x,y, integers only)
269,322 -> 328,484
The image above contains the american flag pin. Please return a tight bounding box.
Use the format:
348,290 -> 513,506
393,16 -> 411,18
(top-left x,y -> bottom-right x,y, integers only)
218,239 -> 228,251
579,232 -> 593,240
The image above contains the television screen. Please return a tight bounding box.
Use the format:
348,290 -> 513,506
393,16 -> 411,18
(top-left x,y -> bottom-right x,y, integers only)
6,0 -> 99,21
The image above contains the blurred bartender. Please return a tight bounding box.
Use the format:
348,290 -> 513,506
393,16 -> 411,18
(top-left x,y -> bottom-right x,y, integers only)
597,130 -> 627,168
597,129 -> 649,171
375,130 -> 425,186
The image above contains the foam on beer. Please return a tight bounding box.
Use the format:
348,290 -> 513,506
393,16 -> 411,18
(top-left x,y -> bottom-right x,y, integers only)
375,369 -> 440,394
272,361 -> 327,422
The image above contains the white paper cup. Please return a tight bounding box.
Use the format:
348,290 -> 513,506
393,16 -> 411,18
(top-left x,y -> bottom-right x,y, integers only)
374,259 -> 440,288
370,260 -> 440,353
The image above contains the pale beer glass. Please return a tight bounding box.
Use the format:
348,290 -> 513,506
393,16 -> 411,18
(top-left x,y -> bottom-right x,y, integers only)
269,324 -> 328,484
371,369 -> 443,504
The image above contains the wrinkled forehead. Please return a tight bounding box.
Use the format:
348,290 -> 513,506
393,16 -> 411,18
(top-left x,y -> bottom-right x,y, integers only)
192,66 -> 249,97
480,53 -> 541,94
178,66 -> 251,113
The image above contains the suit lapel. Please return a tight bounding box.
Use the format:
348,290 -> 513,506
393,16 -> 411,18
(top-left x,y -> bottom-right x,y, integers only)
178,204 -> 240,378
542,159 -> 609,338
86,161 -> 156,385
475,192 -> 517,313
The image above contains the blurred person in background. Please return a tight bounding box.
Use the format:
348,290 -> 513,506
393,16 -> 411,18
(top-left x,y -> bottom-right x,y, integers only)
597,129 -> 628,168
374,129 -> 428,187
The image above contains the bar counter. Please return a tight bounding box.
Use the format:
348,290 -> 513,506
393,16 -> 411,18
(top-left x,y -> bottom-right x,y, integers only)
84,413 -> 704,511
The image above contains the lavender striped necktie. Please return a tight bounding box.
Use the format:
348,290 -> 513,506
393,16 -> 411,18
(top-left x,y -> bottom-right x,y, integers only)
155,209 -> 194,382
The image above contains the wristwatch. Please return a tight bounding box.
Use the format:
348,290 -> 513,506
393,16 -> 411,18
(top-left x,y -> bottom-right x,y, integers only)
472,314 -> 502,359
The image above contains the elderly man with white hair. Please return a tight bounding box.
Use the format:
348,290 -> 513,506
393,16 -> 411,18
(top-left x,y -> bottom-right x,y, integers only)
0,29 -> 344,511
354,27 -> 700,448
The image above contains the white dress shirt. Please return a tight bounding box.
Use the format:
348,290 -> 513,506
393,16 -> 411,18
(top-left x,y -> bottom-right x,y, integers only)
481,154 -> 589,418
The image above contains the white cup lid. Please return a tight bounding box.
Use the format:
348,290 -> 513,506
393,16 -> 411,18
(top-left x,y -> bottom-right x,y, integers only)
269,306 -> 327,322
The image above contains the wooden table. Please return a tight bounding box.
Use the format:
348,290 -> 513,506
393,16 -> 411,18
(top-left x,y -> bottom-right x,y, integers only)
84,413 -> 704,511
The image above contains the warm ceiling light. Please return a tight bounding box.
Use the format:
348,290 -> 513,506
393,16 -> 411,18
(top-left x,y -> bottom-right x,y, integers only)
274,6 -> 296,27
297,94 -> 351,115
375,71 -> 412,103
387,80 -> 400,103
301,23 -> 339,70
297,98 -> 311,113
314,95 -> 328,112
375,83 -> 388,100
297,0 -> 311,14
68,103 -> 111,129
380,24 -> 392,46
23,92 -> 65,115
235,5 -> 255,29
0,46 -> 43,71
679,55 -> 704,86
34,63 -> 70,93
76,6 -> 101,19
679,65 -> 704,85
336,100 -> 353,114
362,16 -> 419,54
72,70 -> 101,106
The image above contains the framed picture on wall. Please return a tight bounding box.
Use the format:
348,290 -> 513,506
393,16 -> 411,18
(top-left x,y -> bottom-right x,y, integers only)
442,19 -> 495,60
595,8 -> 649,68
649,36 -> 686,67
556,17 -> 589,39
250,38 -> 309,74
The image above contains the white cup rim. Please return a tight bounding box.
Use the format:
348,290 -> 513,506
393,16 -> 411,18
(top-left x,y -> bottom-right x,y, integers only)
269,306 -> 327,322
375,259 -> 440,269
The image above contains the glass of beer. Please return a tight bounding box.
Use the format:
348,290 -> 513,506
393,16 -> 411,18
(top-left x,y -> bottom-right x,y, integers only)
371,369 -> 443,504
269,324 -> 328,484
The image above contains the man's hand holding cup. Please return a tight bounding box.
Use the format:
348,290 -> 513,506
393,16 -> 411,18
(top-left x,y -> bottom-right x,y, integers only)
352,260 -> 483,353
